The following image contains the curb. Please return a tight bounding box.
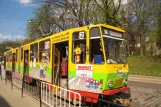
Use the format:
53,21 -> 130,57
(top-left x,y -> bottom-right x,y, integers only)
128,75 -> 161,84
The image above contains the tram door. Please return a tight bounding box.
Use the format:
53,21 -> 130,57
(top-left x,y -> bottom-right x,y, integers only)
24,50 -> 29,77
52,41 -> 68,88
52,44 -> 60,86
12,53 -> 16,72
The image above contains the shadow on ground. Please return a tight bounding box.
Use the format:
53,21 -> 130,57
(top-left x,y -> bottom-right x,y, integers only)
0,95 -> 11,107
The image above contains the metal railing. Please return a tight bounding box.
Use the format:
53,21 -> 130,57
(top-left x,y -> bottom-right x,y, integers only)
41,82 -> 82,107
23,79 -> 40,98
12,72 -> 23,88
6,71 -> 12,83
1,70 -> 126,107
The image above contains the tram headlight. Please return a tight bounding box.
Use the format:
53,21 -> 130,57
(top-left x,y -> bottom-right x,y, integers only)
108,81 -> 113,88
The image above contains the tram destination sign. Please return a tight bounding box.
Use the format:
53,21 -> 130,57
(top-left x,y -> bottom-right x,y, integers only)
102,27 -> 123,39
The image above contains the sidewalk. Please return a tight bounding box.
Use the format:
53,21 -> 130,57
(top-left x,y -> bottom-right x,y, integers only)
128,75 -> 161,84
0,79 -> 41,107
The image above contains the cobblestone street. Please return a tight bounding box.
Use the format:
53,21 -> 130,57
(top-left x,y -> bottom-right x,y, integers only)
129,81 -> 161,107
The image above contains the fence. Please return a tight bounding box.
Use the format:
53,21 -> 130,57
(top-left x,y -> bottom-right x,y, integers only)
41,82 -> 82,107
1,70 -> 126,107
23,79 -> 41,99
12,72 -> 23,88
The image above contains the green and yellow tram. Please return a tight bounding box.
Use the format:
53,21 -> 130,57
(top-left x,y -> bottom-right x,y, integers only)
4,24 -> 130,105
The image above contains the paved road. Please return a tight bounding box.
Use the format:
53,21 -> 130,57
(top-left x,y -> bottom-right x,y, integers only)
1,74 -> 161,107
0,79 -> 42,107
129,81 -> 161,107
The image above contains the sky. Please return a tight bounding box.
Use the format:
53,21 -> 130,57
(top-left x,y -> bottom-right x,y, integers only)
0,0 -> 128,42
0,0 -> 37,42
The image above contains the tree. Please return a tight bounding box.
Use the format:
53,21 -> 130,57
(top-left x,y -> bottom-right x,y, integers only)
156,2 -> 161,49
26,4 -> 57,39
43,0 -> 93,27
0,40 -> 21,55
93,0 -> 122,26
125,0 -> 159,56
27,0 -> 125,40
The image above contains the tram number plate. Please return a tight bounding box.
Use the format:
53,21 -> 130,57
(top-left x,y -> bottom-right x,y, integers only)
116,80 -> 122,85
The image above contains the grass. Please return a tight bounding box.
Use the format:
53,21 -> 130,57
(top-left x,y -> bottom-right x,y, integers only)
128,56 -> 161,77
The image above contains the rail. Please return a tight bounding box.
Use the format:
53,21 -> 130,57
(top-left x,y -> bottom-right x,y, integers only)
41,82 -> 82,107
1,70 -> 126,107
12,72 -> 23,88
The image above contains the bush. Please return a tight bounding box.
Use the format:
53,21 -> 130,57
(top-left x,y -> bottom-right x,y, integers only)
128,56 -> 161,77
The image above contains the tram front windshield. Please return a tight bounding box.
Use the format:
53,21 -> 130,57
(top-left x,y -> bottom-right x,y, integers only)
102,29 -> 127,64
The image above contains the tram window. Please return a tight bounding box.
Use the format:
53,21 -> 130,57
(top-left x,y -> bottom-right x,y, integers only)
39,39 -> 50,64
72,31 -> 86,63
30,43 -> 38,63
7,54 -> 9,62
104,38 -> 126,64
8,52 -> 12,62
6,54 -> 8,62
16,49 -> 18,62
6,54 -> 8,61
21,48 -> 23,62
90,27 -> 104,64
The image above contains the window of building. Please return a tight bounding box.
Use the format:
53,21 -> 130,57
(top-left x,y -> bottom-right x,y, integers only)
72,31 -> 86,63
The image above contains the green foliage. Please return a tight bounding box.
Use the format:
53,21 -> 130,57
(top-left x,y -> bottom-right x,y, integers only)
128,56 -> 161,77
0,40 -> 21,56
26,4 -> 55,39
93,0 -> 122,26
156,14 -> 161,49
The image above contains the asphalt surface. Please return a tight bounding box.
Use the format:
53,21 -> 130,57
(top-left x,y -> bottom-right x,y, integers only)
128,81 -> 161,107
0,79 -> 41,107
128,75 -> 161,85
0,74 -> 161,107
129,81 -> 161,90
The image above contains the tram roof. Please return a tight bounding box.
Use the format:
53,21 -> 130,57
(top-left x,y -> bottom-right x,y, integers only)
4,24 -> 125,53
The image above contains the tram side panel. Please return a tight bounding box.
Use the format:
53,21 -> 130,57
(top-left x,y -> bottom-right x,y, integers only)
20,47 -> 24,75
15,48 -> 19,73
5,51 -> 12,72
28,39 -> 52,83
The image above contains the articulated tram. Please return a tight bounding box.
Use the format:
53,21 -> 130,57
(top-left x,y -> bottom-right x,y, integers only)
4,24 -> 130,105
